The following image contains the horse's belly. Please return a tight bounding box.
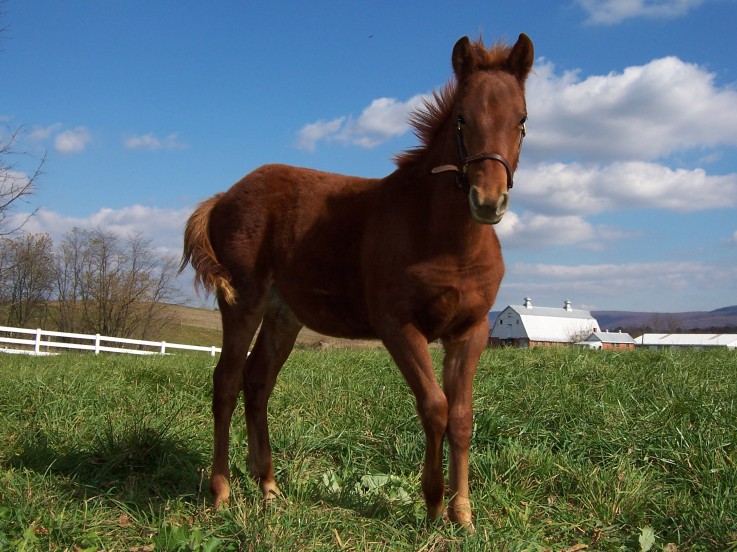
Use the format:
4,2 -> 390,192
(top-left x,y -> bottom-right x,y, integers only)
278,284 -> 376,340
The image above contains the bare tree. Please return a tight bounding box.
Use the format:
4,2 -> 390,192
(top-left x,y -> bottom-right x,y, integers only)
52,227 -> 180,339
126,239 -> 181,340
1,129 -> 44,237
0,232 -> 55,326
52,227 -> 86,333
647,313 -> 682,333
568,326 -> 595,344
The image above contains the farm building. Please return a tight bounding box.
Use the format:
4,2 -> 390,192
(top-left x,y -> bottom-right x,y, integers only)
489,297 -> 600,348
578,330 -> 636,350
637,333 -> 737,349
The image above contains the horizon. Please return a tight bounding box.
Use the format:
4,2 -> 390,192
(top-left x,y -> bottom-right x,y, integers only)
489,301 -> 737,315
3,1 -> 736,312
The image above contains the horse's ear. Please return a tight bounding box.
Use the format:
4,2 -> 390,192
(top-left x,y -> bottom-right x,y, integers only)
505,33 -> 534,83
452,36 -> 477,82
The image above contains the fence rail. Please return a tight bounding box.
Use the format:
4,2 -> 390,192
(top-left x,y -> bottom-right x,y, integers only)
0,325 -> 221,357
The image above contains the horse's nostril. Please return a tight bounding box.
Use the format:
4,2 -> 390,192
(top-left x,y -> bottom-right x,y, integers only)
496,192 -> 510,215
470,187 -> 483,210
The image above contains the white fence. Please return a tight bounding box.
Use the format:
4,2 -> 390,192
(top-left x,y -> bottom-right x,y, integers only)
0,325 -> 221,357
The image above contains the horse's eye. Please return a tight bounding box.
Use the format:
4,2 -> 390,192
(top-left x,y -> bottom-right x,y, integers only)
519,116 -> 527,138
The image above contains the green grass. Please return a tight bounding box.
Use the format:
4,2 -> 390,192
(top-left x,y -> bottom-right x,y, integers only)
1,348 -> 736,550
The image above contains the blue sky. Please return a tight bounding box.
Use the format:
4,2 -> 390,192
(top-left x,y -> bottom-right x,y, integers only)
3,0 -> 737,312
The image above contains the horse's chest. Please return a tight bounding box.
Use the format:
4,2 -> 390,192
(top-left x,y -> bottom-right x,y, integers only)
404,264 -> 499,339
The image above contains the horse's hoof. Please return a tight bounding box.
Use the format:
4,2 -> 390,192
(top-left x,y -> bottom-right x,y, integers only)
447,504 -> 474,533
426,503 -> 445,522
212,496 -> 230,510
210,474 -> 231,509
459,521 -> 476,535
261,481 -> 282,503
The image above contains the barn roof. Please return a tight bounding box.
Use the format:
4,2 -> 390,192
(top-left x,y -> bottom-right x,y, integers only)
507,304 -> 592,320
637,333 -> 737,348
584,331 -> 636,345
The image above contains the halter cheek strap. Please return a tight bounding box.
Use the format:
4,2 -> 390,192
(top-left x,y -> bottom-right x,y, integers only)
431,116 -> 516,194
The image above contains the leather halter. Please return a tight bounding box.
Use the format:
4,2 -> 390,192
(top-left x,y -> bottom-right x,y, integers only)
431,115 -> 516,194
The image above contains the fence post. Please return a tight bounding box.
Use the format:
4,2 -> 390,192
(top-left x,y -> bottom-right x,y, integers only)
211,345 -> 217,357
35,329 -> 42,355
95,334 -> 101,354
161,341 -> 167,355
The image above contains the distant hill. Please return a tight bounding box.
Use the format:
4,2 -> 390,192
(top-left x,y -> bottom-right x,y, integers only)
592,306 -> 737,333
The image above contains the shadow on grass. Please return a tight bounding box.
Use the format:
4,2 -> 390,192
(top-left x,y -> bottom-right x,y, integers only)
8,425 -> 207,510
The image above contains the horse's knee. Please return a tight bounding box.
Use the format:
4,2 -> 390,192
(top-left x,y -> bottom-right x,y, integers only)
447,407 -> 473,447
212,360 -> 243,404
417,393 -> 449,437
243,379 -> 267,405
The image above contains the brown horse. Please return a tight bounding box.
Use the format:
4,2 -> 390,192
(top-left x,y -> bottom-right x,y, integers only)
180,34 -> 533,529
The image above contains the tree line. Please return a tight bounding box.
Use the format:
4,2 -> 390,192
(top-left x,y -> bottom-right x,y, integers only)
0,228 -> 181,339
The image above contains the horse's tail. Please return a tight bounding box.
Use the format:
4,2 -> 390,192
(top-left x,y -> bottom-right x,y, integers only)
179,194 -> 238,305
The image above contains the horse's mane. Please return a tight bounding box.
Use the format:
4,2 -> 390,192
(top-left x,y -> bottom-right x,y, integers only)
395,38 -> 513,169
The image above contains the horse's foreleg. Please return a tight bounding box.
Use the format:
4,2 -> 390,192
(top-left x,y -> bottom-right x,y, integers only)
211,294 -> 266,508
441,320 -> 487,530
243,292 -> 302,501
381,326 -> 448,521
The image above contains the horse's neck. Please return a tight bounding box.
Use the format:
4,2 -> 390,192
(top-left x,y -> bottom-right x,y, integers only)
385,164 -> 492,256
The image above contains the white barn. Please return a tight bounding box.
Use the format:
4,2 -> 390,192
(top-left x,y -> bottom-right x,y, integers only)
489,297 -> 599,348
637,333 -> 737,349
578,331 -> 636,350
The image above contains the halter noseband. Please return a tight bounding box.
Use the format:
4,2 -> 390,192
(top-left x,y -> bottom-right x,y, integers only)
431,115 -> 516,194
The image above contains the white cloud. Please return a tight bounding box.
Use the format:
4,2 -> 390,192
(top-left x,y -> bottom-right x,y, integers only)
525,57 -> 737,163
576,0 -> 705,24
515,162 -> 737,216
344,95 -> 427,147
500,259 -> 736,311
495,209 -> 641,250
29,123 -> 62,142
505,54 -> 737,250
496,211 -> 598,248
296,94 -> 427,151
512,261 -> 700,283
295,117 -> 346,151
13,205 -> 190,258
123,132 -> 188,151
0,169 -> 31,192
54,127 -> 92,154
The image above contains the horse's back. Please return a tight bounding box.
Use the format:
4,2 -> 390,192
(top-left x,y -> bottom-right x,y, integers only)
209,163 -> 376,253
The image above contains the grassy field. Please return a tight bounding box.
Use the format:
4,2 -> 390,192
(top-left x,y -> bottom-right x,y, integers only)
1,347 -> 736,551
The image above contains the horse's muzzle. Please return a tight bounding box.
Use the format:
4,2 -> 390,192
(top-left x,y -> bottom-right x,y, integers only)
468,186 -> 509,224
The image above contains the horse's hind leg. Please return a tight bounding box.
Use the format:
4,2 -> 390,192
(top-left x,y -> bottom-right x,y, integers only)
243,290 -> 302,500
211,290 -> 268,509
